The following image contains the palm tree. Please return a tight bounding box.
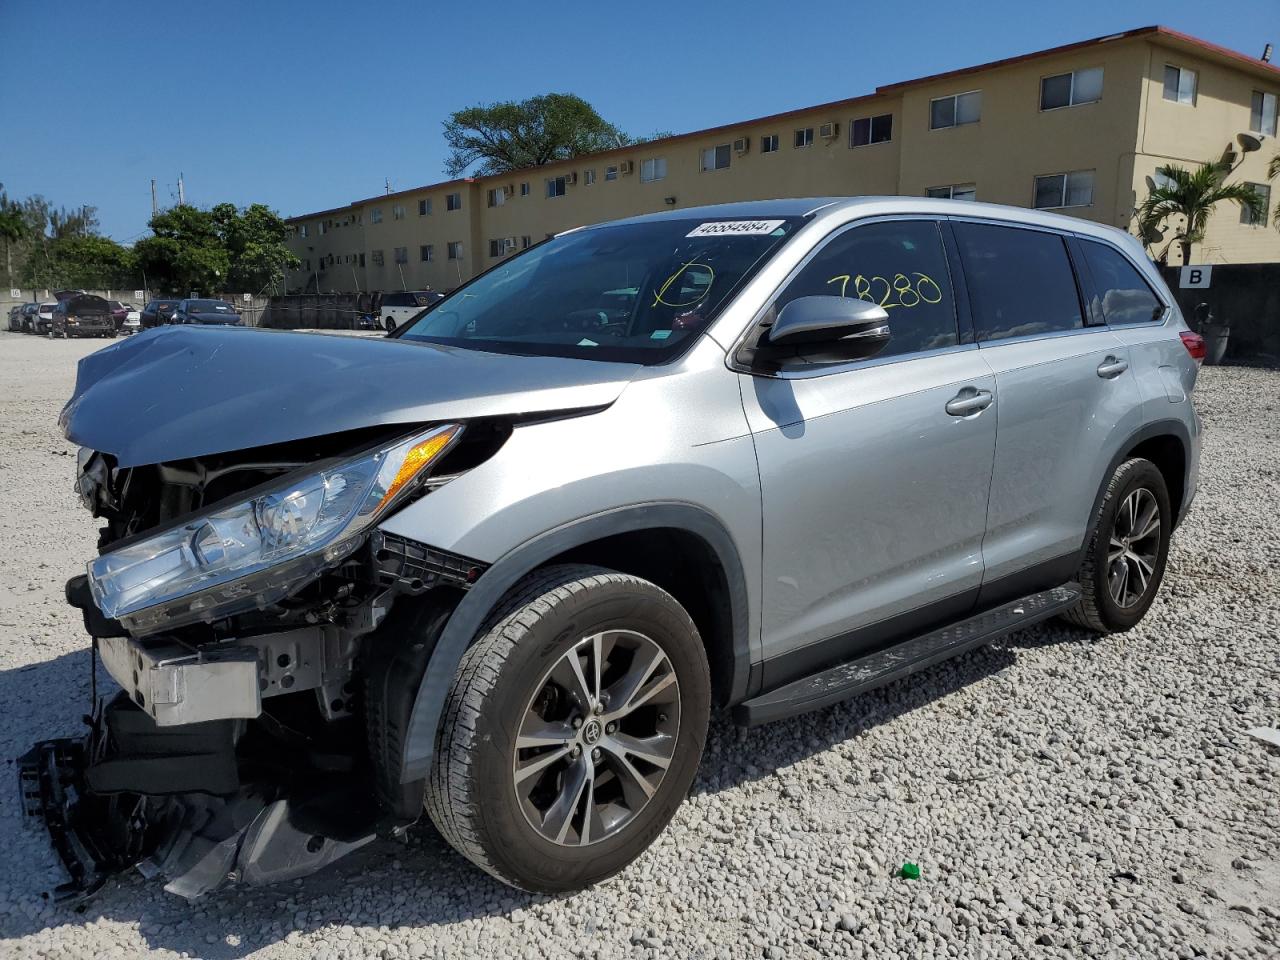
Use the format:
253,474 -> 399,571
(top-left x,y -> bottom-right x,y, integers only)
1138,161 -> 1265,264
1270,155 -> 1280,231
0,185 -> 28,285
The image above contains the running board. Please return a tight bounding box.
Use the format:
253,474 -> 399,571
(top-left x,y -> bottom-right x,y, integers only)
735,583 -> 1081,726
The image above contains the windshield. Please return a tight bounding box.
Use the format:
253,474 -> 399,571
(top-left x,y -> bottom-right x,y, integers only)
188,299 -> 234,312
397,216 -> 804,363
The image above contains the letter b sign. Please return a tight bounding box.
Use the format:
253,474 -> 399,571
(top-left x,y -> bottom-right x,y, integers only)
1179,265 -> 1212,289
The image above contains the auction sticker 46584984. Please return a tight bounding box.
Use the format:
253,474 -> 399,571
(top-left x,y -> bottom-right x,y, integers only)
686,220 -> 786,237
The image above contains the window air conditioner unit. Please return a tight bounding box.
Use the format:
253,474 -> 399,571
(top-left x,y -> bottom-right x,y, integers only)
619,160 -> 634,174
733,137 -> 749,154
819,122 -> 838,139
566,172 -> 578,185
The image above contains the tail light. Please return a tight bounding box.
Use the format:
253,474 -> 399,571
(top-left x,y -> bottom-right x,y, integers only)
1179,331 -> 1206,363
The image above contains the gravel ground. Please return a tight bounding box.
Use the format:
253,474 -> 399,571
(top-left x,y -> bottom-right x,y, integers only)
0,330 -> 1276,959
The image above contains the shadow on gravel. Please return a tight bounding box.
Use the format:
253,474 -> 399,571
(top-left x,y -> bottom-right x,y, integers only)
0,621 -> 1094,955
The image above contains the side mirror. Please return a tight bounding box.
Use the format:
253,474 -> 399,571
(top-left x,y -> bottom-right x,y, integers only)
756,295 -> 891,365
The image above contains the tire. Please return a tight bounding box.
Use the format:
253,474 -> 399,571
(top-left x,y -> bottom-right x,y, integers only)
1062,457 -> 1171,633
384,317 -> 396,333
425,563 -> 710,892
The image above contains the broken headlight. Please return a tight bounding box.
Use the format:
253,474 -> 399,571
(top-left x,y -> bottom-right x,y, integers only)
87,424 -> 461,625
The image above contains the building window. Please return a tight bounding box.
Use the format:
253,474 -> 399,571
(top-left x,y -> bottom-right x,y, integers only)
487,188 -> 505,207
394,246 -> 408,264
1251,90 -> 1278,136
446,192 -> 462,211
420,244 -> 434,262
1241,183 -> 1271,226
371,249 -> 384,266
930,91 -> 982,129
489,239 -> 505,257
520,182 -> 530,196
605,165 -> 618,181
793,127 -> 814,148
925,183 -> 976,201
850,113 -> 893,147
547,176 -> 567,198
447,241 -> 463,260
299,223 -> 309,238
521,235 -> 532,249
358,253 -> 364,268
418,198 -> 432,216
761,134 -> 779,153
700,144 -> 731,171
392,204 -> 405,220
640,157 -> 666,182
370,208 -> 383,224
584,169 -> 596,185
1039,67 -> 1103,111
1163,65 -> 1197,105
1033,170 -> 1094,209
319,221 -> 328,235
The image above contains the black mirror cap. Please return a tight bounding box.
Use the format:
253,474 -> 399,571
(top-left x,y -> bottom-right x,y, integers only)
750,295 -> 892,366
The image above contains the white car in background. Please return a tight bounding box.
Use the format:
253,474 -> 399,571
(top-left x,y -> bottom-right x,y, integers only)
35,300 -> 57,336
378,290 -> 442,333
121,307 -> 141,334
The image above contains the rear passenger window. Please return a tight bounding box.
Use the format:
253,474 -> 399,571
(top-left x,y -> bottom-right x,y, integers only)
954,222 -> 1083,341
1079,240 -> 1163,325
775,220 -> 958,359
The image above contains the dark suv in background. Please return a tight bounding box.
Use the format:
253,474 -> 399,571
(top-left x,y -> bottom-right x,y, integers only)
140,299 -> 180,328
51,294 -> 115,339
171,299 -> 243,325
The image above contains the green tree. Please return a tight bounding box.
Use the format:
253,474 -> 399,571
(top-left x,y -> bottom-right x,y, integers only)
0,184 -> 28,284
1138,161 -> 1265,263
1270,154 -> 1280,229
442,93 -> 633,177
134,203 -> 298,295
18,234 -> 136,290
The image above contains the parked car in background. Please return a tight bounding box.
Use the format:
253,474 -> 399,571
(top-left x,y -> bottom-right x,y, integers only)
34,300 -> 57,335
106,300 -> 137,330
119,306 -> 142,334
7,304 -> 26,332
140,299 -> 180,328
172,298 -> 243,325
19,303 -> 40,333
52,294 -> 115,339
378,290 -> 442,332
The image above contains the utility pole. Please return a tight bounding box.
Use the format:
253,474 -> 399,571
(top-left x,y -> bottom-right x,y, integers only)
385,177 -> 391,195
150,179 -> 158,217
178,173 -> 186,206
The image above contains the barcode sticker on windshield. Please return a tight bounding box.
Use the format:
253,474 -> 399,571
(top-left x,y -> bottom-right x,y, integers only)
686,219 -> 785,238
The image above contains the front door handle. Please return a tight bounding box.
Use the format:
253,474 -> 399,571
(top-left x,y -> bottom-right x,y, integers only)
945,387 -> 994,417
1097,356 -> 1129,378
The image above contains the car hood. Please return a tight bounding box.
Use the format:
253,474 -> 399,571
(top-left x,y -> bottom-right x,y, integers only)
61,326 -> 641,467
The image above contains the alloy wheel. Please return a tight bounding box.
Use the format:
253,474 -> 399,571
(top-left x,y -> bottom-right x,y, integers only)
1107,487 -> 1161,608
512,629 -> 681,846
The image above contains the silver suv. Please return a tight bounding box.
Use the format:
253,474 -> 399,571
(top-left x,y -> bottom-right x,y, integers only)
23,198 -> 1201,900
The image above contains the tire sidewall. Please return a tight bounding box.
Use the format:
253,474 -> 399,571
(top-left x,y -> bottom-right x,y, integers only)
466,582 -> 709,891
1090,460 -> 1172,631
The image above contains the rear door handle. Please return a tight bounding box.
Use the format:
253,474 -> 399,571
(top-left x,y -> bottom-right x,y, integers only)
1097,356 -> 1129,379
945,387 -> 994,417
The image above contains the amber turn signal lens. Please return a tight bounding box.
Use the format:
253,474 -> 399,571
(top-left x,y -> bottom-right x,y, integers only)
376,426 -> 460,512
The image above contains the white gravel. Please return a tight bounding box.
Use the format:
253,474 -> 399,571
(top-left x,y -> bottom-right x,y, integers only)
0,330 -> 1276,959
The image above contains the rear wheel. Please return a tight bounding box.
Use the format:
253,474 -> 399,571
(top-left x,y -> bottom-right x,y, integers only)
1063,458 -> 1171,633
426,564 -> 710,892
384,317 -> 397,333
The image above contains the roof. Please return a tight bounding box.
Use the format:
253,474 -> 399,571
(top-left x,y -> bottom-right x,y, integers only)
287,25 -> 1280,224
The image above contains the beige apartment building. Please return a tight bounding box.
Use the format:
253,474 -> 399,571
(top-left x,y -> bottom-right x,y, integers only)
286,25 -> 1280,294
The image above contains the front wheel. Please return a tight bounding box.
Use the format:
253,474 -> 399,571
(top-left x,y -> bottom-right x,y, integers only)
1063,457 -> 1171,633
426,564 -> 710,892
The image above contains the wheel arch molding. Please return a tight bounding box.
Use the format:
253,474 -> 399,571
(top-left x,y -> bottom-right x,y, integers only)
396,501 -> 751,785
1083,418 -> 1192,548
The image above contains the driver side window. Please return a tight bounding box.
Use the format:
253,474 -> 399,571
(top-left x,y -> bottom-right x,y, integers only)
775,220 -> 959,359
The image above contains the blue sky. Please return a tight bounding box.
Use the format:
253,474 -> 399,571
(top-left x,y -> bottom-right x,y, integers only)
1,0 -> 1275,240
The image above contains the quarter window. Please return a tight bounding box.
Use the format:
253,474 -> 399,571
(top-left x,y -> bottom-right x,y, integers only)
850,114 -> 893,147
1251,90 -> 1278,136
1240,182 -> 1271,226
953,222 -> 1083,341
926,183 -> 976,201
1040,67 -> 1103,110
640,157 -> 666,182
793,127 -> 814,148
774,220 -> 958,360
1033,170 -> 1094,209
1079,240 -> 1162,325
1163,65 -> 1197,105
761,134 -> 779,153
930,91 -> 981,129
701,144 -> 731,171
